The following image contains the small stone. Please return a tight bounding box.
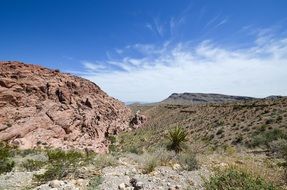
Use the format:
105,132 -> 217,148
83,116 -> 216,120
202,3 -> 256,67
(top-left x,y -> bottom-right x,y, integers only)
75,179 -> 84,186
118,183 -> 127,190
49,180 -> 61,188
153,171 -> 159,175
131,168 -> 137,173
136,181 -> 144,189
172,164 -> 181,170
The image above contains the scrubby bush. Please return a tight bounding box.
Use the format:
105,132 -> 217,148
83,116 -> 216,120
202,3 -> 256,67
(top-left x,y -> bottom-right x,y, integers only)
34,149 -> 86,184
250,129 -> 286,147
270,139 -> 287,182
143,158 -> 157,174
232,134 -> 243,145
216,128 -> 224,135
34,163 -> 69,183
0,143 -> 15,174
16,148 -> 42,157
92,154 -> 117,169
127,146 -> 143,154
282,147 -> 287,182
0,159 -> 14,174
167,126 -> 188,153
47,149 -> 84,163
87,175 -> 103,190
179,153 -> 199,171
22,159 -> 46,171
204,167 -> 279,190
153,148 -> 176,166
130,152 -> 159,174
265,119 -> 274,125
276,116 -> 283,123
268,139 -> 287,155
224,146 -> 236,156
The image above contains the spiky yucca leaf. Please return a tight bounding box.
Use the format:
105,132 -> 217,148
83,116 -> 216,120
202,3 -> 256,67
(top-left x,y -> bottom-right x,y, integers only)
167,126 -> 188,153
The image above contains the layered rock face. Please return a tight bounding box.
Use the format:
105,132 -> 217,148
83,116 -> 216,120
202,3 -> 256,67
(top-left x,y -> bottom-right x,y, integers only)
0,61 -> 132,153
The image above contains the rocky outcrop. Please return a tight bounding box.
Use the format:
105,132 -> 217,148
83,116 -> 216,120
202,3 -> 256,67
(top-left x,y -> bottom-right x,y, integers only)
0,61 -> 133,153
130,112 -> 147,129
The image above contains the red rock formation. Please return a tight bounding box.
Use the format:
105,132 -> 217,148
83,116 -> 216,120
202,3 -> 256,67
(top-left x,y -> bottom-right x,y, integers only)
0,61 -> 132,153
130,112 -> 147,129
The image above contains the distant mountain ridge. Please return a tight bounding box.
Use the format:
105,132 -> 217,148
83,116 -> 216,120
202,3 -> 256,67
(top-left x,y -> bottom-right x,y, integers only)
161,93 -> 256,105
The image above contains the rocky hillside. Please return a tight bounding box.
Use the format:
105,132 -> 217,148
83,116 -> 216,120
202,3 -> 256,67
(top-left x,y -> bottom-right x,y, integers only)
0,61 -> 133,153
161,93 -> 255,105
125,97 -> 287,152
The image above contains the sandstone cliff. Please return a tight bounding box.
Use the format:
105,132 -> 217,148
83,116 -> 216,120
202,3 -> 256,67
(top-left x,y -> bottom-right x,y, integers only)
0,61 -> 132,153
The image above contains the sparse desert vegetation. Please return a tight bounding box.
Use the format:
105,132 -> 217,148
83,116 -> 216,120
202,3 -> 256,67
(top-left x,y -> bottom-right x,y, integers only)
1,0 -> 287,188
204,166 -> 279,190
0,143 -> 15,175
0,97 -> 286,189
0,63 -> 287,189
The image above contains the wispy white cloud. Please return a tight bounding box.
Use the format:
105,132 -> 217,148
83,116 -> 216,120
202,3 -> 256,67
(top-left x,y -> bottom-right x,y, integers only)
203,14 -> 221,29
82,61 -> 107,72
214,18 -> 228,28
145,17 -> 165,37
145,23 -> 153,32
80,32 -> 287,102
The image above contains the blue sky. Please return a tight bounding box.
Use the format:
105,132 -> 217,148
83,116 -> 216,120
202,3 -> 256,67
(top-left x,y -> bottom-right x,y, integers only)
1,0 -> 287,102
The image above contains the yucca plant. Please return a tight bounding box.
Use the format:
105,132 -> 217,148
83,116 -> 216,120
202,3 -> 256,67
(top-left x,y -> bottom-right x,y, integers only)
167,126 -> 188,153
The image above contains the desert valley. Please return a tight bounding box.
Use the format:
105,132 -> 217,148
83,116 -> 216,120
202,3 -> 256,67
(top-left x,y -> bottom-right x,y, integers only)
2,0 -> 287,189
0,61 -> 286,190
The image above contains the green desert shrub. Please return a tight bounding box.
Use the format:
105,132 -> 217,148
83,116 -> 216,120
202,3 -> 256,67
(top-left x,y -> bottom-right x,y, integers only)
16,149 -> 41,157
127,146 -> 143,155
153,148 -> 176,166
216,128 -> 224,135
204,167 -> 279,190
91,154 -> 117,169
47,149 -> 84,163
87,175 -> 103,190
130,152 -> 159,174
167,126 -> 188,153
232,134 -> 243,145
34,163 -> 71,183
143,158 -> 157,174
22,159 -> 46,171
0,143 -> 15,174
271,140 -> 287,182
34,149 -> 86,184
179,152 -> 199,171
250,129 -> 287,147
0,159 -> 14,174
268,139 -> 287,155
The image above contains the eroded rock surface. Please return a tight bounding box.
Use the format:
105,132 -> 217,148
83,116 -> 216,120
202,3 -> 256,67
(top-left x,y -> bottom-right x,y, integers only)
0,61 -> 133,153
